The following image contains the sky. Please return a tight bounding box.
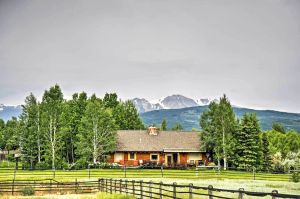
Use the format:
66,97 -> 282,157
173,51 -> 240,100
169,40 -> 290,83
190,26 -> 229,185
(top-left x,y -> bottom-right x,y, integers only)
0,0 -> 300,113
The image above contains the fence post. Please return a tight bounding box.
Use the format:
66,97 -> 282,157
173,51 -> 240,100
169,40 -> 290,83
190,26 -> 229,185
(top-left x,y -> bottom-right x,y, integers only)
50,179 -> 52,193
120,179 -> 123,193
101,178 -> 104,192
161,165 -> 164,177
238,188 -> 244,199
208,185 -> 213,199
88,164 -> 90,179
132,180 -> 135,196
98,178 -> 100,191
115,179 -> 117,193
196,167 -> 198,177
173,182 -> 177,199
272,190 -> 278,199
11,179 -> 15,195
105,178 -> 108,193
75,178 -> 78,194
189,183 -> 193,199
124,164 -> 127,178
159,181 -> 163,199
125,179 -> 128,195
12,169 -> 16,195
140,180 -> 143,199
149,180 -> 153,199
253,167 -> 256,180
110,178 -> 112,194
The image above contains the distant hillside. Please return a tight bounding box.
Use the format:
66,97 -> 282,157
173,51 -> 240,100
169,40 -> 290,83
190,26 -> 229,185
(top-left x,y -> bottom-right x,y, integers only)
140,106 -> 300,132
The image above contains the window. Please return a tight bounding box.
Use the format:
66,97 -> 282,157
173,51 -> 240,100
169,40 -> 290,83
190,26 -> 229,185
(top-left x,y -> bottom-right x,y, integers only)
150,154 -> 159,161
128,152 -> 135,160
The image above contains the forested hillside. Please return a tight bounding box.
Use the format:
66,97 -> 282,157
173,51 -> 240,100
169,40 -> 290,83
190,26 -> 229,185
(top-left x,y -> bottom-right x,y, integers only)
140,106 -> 300,132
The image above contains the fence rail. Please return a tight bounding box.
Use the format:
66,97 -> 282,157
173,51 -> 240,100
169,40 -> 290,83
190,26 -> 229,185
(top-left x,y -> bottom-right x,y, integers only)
0,178 -> 299,199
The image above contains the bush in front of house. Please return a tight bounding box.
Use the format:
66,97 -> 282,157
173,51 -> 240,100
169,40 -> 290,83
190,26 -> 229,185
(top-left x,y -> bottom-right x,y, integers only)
292,172 -> 299,183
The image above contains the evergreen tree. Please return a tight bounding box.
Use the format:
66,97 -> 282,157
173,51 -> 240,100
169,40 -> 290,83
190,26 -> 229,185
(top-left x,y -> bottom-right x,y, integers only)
261,132 -> 272,171
19,93 -> 41,168
236,113 -> 261,170
161,119 -> 167,131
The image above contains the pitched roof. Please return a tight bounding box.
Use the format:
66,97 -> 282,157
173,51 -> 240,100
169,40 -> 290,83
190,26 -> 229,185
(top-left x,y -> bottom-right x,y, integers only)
116,130 -> 203,152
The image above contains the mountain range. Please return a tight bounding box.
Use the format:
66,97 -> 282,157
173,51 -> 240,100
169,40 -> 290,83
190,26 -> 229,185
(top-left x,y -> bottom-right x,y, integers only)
132,94 -> 212,113
1,95 -> 300,132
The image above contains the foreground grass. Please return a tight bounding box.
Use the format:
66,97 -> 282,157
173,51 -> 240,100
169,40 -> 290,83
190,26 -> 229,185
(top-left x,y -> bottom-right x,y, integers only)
0,168 -> 292,182
0,192 -> 135,199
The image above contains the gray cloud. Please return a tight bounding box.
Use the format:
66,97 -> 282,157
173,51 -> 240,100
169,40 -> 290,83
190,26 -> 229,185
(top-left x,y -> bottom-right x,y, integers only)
0,0 -> 299,112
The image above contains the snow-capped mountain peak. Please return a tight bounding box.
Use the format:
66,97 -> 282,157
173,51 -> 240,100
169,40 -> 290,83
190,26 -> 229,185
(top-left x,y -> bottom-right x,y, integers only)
132,95 -> 212,113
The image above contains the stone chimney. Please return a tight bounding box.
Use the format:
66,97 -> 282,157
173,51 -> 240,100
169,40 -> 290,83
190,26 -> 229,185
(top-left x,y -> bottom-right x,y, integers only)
148,126 -> 159,136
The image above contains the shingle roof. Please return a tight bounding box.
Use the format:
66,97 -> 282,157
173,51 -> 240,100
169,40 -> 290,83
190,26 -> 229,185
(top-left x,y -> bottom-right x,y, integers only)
116,130 -> 203,152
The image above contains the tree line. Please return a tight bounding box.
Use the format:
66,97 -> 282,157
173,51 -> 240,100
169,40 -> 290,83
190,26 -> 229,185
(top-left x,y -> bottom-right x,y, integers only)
0,84 -> 144,170
199,94 -> 300,172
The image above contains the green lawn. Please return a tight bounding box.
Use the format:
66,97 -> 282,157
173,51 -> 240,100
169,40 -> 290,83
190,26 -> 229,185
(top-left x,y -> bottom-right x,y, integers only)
0,168 -> 292,182
0,168 -> 299,197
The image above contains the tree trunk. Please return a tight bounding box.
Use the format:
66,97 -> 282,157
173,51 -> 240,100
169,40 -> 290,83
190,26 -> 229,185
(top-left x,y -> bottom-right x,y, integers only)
222,123 -> 227,170
93,122 -> 98,164
37,110 -> 41,163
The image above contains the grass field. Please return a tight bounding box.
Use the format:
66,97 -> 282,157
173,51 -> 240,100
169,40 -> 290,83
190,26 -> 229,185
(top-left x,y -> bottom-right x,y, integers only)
0,168 -> 299,197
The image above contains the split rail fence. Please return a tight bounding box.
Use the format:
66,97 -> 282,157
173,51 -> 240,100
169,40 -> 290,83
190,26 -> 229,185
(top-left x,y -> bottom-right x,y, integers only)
0,178 -> 299,199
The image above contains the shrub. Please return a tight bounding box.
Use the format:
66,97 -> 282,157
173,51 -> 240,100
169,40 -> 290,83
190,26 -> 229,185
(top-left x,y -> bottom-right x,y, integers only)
292,172 -> 299,183
35,162 -> 49,170
22,186 -> 35,196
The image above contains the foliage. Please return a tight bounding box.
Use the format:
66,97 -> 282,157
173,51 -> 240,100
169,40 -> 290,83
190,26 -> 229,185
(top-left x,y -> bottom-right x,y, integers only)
261,132 -> 272,171
161,119 -> 167,131
272,122 -> 286,133
200,94 -> 238,169
235,113 -> 262,170
0,85 -> 145,170
21,186 -> 35,196
112,100 -> 144,130
76,96 -> 117,164
171,122 -> 183,131
292,172 -> 299,183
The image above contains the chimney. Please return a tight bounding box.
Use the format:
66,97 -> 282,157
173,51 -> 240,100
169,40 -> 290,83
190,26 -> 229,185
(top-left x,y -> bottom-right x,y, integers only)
148,126 -> 159,136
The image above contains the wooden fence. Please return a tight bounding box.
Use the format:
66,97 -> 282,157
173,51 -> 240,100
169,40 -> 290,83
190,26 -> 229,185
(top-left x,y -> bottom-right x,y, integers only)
0,178 -> 299,198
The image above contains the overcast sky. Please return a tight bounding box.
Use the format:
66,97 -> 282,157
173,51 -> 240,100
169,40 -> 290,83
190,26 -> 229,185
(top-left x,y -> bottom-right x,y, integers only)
0,0 -> 299,112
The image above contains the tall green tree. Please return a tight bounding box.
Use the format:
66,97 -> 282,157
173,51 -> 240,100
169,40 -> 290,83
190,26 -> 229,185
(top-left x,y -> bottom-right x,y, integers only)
261,132 -> 272,171
161,119 -> 167,131
41,84 -> 64,171
19,93 -> 41,168
76,95 -> 117,164
200,95 -> 237,170
112,100 -> 144,130
235,113 -> 262,170
103,93 -> 119,109
61,92 -> 87,164
0,119 -> 6,151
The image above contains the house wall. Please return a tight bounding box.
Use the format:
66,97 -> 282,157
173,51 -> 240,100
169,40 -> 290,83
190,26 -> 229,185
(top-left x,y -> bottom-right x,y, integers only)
108,152 -> 210,166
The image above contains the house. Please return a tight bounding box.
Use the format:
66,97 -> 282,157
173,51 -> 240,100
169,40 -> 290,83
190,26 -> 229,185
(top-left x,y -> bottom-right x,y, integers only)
107,127 -> 210,167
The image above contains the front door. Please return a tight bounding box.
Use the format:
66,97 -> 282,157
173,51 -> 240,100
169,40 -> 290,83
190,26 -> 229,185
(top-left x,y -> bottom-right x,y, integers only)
167,155 -> 172,166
